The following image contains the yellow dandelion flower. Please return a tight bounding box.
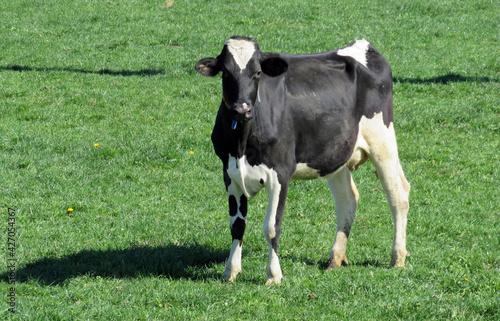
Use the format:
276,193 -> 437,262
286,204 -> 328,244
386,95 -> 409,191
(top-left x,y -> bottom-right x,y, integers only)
94,143 -> 99,147
189,151 -> 194,154
46,40 -> 50,43
464,277 -> 469,281
67,208 -> 74,212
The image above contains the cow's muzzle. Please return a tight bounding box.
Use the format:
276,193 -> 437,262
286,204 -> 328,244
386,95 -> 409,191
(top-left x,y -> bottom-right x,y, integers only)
232,103 -> 253,122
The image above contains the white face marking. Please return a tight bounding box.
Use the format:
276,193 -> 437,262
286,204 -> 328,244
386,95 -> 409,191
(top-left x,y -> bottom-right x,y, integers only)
225,39 -> 256,72
337,39 -> 370,68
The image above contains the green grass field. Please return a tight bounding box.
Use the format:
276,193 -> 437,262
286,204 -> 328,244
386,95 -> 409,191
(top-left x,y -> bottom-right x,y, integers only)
1,0 -> 498,319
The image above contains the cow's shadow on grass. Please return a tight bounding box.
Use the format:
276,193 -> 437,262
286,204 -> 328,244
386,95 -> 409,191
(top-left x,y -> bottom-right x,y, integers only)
2,243 -> 227,286
6,246 -> 396,286
288,255 -> 386,270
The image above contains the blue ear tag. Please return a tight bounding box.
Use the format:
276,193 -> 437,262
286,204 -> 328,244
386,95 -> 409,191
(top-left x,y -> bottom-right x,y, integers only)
231,120 -> 238,130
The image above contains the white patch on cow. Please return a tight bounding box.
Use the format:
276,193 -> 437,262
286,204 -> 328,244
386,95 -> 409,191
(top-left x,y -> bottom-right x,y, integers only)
337,39 -> 370,68
227,155 -> 269,198
226,38 -> 256,72
229,210 -> 245,229
357,112 -> 397,161
292,162 -> 347,180
293,163 -> 320,180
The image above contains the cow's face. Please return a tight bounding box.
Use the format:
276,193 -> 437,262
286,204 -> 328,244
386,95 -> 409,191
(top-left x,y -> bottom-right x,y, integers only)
196,36 -> 288,124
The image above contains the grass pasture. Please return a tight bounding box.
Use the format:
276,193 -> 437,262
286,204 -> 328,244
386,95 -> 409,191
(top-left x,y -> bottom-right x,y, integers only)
1,0 -> 499,319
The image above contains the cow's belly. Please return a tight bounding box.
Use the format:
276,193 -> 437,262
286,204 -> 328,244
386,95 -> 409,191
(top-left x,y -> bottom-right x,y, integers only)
292,126 -> 369,180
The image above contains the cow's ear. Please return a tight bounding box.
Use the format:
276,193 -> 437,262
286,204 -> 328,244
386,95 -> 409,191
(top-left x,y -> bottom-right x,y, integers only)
261,57 -> 288,77
195,57 -> 221,77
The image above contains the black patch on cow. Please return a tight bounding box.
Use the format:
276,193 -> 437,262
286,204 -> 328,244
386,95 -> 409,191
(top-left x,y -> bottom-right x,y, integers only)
228,195 -> 238,217
224,175 -> 231,189
231,217 -> 246,240
343,221 -> 352,238
239,195 -> 247,217
270,235 -> 280,253
246,147 -> 258,164
358,44 -> 394,128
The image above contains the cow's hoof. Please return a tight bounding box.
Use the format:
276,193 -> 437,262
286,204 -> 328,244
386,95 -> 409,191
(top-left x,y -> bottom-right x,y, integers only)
389,259 -> 406,268
390,249 -> 407,268
222,269 -> 241,283
265,275 -> 283,286
326,256 -> 349,270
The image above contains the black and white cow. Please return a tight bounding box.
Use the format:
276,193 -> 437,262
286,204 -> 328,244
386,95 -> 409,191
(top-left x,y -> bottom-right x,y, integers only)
195,36 -> 410,285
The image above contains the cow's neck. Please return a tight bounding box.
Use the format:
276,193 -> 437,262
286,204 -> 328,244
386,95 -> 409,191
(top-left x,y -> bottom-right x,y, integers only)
235,122 -> 255,159
223,113 -> 254,159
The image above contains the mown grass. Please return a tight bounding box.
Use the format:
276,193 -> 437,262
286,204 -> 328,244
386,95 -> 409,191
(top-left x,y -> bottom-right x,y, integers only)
1,0 -> 499,320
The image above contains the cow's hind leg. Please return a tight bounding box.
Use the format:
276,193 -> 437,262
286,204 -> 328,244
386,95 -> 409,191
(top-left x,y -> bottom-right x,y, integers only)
368,129 -> 410,267
326,167 -> 359,269
222,181 -> 247,282
374,158 -> 410,267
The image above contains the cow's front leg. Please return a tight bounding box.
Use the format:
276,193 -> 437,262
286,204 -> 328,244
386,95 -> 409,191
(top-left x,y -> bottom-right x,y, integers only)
222,183 -> 247,282
263,174 -> 288,285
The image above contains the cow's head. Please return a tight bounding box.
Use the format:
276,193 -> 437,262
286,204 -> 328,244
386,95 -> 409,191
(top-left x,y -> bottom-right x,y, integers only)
195,36 -> 288,125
